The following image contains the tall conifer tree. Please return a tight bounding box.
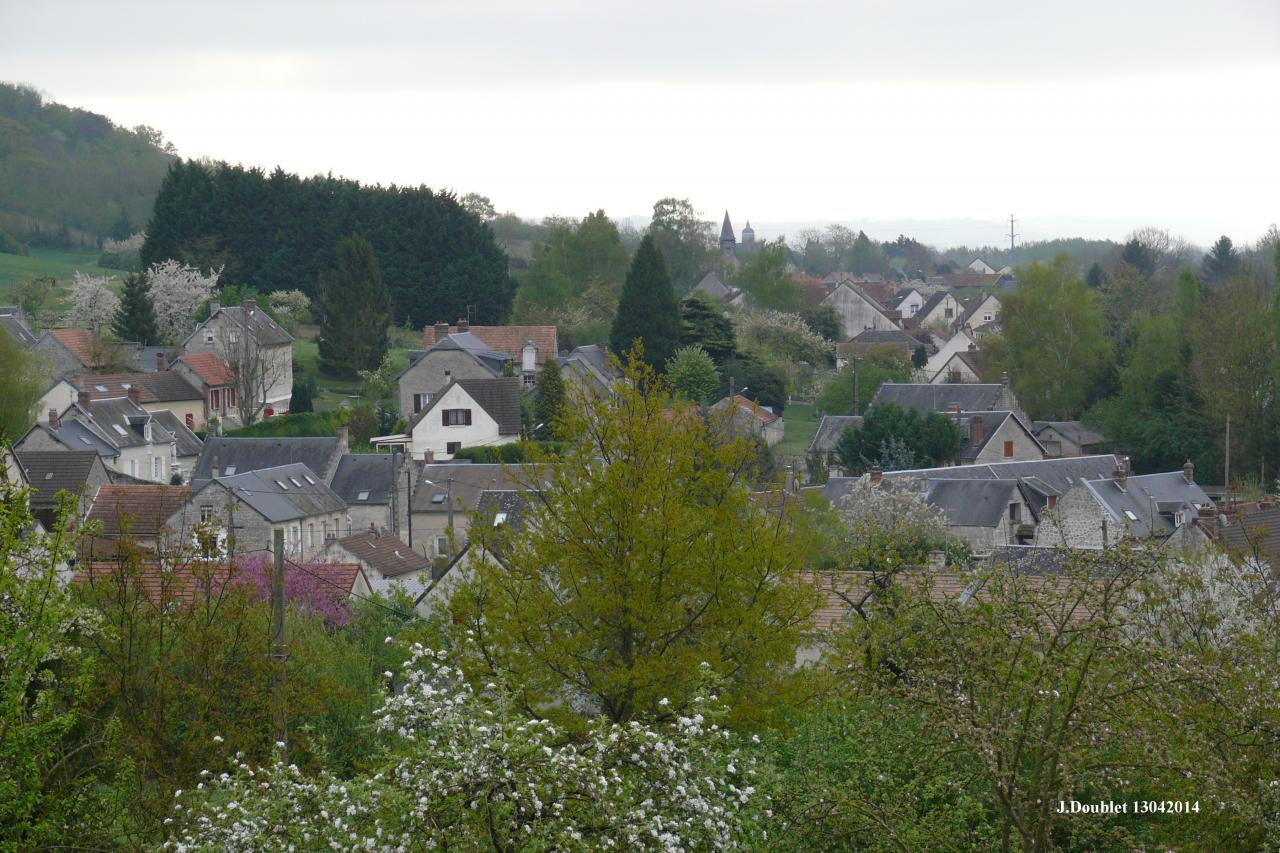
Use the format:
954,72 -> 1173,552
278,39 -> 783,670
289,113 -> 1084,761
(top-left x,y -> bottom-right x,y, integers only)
111,271 -> 159,345
610,234 -> 680,369
317,235 -> 392,377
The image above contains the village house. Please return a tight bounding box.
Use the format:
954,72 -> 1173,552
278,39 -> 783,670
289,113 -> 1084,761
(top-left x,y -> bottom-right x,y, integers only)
81,483 -> 193,557
921,477 -> 1038,552
710,394 -> 785,447
958,292 -> 1001,335
921,328 -> 977,380
1032,421 -> 1106,458
952,411 -> 1046,465
170,353 -> 240,428
398,328 -> 512,417
16,389 -> 180,483
324,527 -> 434,596
407,463 -> 546,560
691,271 -> 745,307
807,415 -> 863,472
821,281 -> 899,339
870,380 -> 1027,423
414,488 -> 531,617
929,347 -> 984,384
392,378 -> 522,461
559,344 -> 619,398
835,328 -> 921,369
182,299 -> 294,418
191,432 -> 350,485
40,368 -> 206,431
886,287 -> 925,319
15,449 -> 111,530
913,291 -> 963,330
170,462 -> 347,559
326,451 -> 408,536
0,305 -> 37,347
32,327 -> 116,379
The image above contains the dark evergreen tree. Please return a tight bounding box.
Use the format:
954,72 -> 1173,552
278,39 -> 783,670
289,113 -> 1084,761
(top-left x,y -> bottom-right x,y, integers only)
835,403 -> 963,474
1119,238 -> 1157,278
912,344 -> 928,370
680,294 -> 737,363
111,271 -> 158,345
533,360 -> 566,439
610,234 -> 681,370
289,378 -> 315,413
1085,262 -> 1107,290
1202,235 -> 1240,284
317,235 -> 392,378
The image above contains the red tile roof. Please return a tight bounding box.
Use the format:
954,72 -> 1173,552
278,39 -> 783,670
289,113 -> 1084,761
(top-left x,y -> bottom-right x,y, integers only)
727,394 -> 780,424
49,328 -> 107,367
175,352 -> 235,386
75,560 -> 239,605
85,484 -> 193,537
423,325 -> 558,363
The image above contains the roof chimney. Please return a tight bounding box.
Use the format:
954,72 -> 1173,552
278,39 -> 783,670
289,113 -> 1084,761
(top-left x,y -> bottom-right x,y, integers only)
212,455 -> 220,478
1182,459 -> 1194,485
784,464 -> 796,495
433,322 -> 449,343
1000,370 -> 1010,387
209,300 -> 220,315
870,466 -> 883,487
155,351 -> 166,372
336,424 -> 350,454
947,402 -> 960,413
242,298 -> 256,314
969,414 -> 985,447
77,389 -> 91,410
457,317 -> 469,333
968,342 -> 977,352
927,550 -> 946,571
1114,456 -> 1128,492
127,384 -> 142,404
47,408 -> 59,429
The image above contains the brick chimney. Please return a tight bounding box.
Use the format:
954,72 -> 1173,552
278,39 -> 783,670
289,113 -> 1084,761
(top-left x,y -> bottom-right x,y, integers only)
947,402 -> 960,413
967,342 -> 977,352
1000,370 -> 1010,387
242,298 -> 256,313
1182,459 -> 1195,485
969,414 -> 985,447
77,390 -> 91,410
870,466 -> 883,487
336,425 -> 350,455
127,384 -> 142,404
155,351 -> 166,372
1114,456 -> 1128,492
457,317 -> 470,332
47,408 -> 59,429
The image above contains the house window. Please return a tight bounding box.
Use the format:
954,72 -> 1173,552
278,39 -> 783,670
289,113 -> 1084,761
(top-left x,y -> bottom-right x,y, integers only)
436,535 -> 448,556
1003,440 -> 1014,458
153,457 -> 163,480
185,412 -> 194,429
129,459 -> 138,476
523,373 -> 536,389
227,388 -> 236,407
1048,495 -> 1057,509
307,524 -> 314,548
1009,503 -> 1020,523
944,307 -> 954,319
983,313 -> 993,322
200,505 -> 214,523
442,408 -> 472,426
446,441 -> 462,454
204,331 -> 214,344
211,389 -> 220,409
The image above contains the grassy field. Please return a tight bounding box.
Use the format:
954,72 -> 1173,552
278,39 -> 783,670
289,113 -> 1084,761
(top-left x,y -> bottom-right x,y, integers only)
0,247 -> 121,290
294,326 -> 417,412
778,401 -> 819,460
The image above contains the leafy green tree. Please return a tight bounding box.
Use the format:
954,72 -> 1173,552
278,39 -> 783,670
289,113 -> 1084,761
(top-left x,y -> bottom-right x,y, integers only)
994,255 -> 1111,419
11,276 -> 56,328
1174,267 -> 1202,334
1201,234 -> 1241,284
667,345 -> 720,404
799,304 -> 842,342
1120,236 -> 1158,278
357,351 -> 399,405
679,293 -> 737,363
835,403 -> 962,473
111,270 -> 159,344
844,230 -> 886,275
533,358 -> 566,438
815,346 -> 912,415
317,235 -> 392,377
610,234 -> 681,371
0,330 -> 48,444
647,197 -> 714,294
452,355 -> 818,726
735,240 -> 801,311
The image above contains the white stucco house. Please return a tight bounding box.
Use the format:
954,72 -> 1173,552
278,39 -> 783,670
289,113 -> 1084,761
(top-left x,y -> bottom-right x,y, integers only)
375,378 -> 523,461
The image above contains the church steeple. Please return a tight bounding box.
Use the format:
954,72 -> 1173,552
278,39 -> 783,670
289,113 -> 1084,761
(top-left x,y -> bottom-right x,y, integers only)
741,219 -> 755,248
720,211 -> 736,256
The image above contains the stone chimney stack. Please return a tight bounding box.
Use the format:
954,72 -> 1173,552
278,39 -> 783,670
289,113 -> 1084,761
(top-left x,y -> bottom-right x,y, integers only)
212,456 -> 220,478
1001,370 -> 1010,387
242,298 -> 256,313
870,466 -> 883,487
1183,459 -> 1195,485
947,402 -> 960,413
336,425 -> 350,455
969,415 -> 985,447
1114,456 -> 1128,492
127,384 -> 142,404
155,351 -> 166,372
433,321 -> 449,343
784,465 -> 796,495
457,317 -> 470,332
209,300 -> 220,315
77,390 -> 91,411
47,409 -> 59,429
928,550 -> 946,571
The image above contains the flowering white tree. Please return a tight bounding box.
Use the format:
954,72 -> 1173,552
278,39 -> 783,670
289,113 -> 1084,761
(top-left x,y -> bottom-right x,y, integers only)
68,271 -> 120,334
164,646 -> 768,851
267,289 -> 311,334
147,260 -> 220,344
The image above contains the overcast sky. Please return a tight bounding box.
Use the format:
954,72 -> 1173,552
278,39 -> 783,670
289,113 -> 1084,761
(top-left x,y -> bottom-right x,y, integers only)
3,0 -> 1278,248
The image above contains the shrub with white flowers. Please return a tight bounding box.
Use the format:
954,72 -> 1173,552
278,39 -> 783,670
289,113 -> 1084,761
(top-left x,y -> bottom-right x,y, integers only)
68,270 -> 120,333
165,646 -> 766,851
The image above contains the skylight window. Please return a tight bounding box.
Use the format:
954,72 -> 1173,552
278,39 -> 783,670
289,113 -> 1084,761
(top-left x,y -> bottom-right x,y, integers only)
78,436 -> 92,445
431,492 -> 446,504
493,512 -> 508,527
276,480 -> 289,490
112,424 -> 127,436
1124,510 -> 1138,521
289,478 -> 302,487
304,475 -> 316,485
94,385 -> 108,392
44,472 -> 53,480
224,465 -> 237,475
357,490 -> 370,501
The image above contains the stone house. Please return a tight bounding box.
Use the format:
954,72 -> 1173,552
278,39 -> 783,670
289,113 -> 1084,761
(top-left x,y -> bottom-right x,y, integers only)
327,451 -> 409,537
821,282 -> 899,339
33,328 -> 114,379
170,353 -> 240,428
559,344 -> 619,399
870,381 -> 1027,424
414,489 -> 531,617
170,462 -> 346,559
49,370 -> 205,431
953,411 -> 1046,465
81,483 -> 193,557
710,394 -> 785,447
1032,421 -> 1106,458
182,299 -> 293,418
923,478 -> 1038,553
398,330 -> 511,419
398,378 -> 522,461
407,463 -> 546,560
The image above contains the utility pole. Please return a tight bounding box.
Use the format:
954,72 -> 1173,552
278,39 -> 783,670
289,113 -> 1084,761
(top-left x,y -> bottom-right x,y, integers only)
406,460 -> 414,550
271,527 -> 287,754
389,447 -> 399,537
1008,214 -> 1018,253
1224,415 -> 1231,501
853,356 -> 861,416
445,477 -> 455,560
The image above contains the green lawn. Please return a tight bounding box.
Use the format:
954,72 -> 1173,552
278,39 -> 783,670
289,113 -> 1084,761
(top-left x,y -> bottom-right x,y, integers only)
0,247 -> 121,290
778,401 -> 819,460
293,330 -> 415,412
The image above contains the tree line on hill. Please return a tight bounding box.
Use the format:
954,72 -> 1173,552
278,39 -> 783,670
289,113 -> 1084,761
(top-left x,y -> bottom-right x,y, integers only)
141,160 -> 515,328
0,83 -> 175,249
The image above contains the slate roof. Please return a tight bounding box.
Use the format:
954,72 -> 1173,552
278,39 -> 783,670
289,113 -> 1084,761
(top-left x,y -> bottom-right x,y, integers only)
421,325 -> 558,364
871,383 -> 1011,415
431,332 -> 510,374
79,397 -> 174,449
1081,471 -> 1213,539
934,349 -> 983,381
409,378 -> 522,435
0,313 -> 36,347
808,415 -> 862,455
75,372 -> 202,403
202,463 -> 345,522
917,290 -> 954,320
187,303 -> 293,347
329,453 -> 395,505
694,272 -> 731,298
333,529 -> 431,579
1032,421 -> 1105,448
720,211 -> 734,243
86,484 -> 192,537
16,450 -> 103,507
952,411 -> 1040,463
823,454 -> 1122,502
149,409 -> 204,459
410,463 -> 547,513
1219,507 -> 1280,571
925,478 -> 1019,527
175,353 -> 235,386
192,436 -> 344,482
